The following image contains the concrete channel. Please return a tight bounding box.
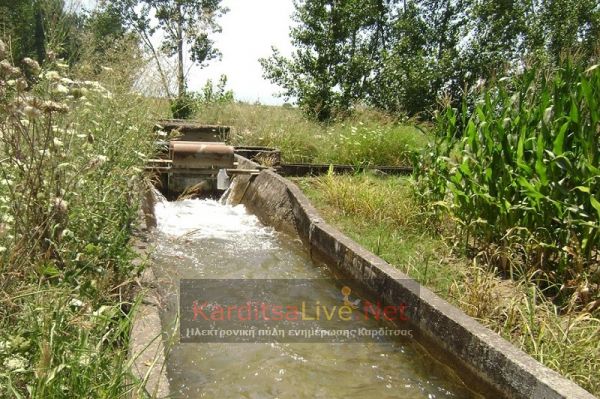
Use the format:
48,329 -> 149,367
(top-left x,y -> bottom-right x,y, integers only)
131,122 -> 595,398
222,155 -> 595,399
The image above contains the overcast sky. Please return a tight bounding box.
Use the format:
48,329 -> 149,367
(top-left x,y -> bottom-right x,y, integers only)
78,0 -> 295,104
187,0 -> 295,104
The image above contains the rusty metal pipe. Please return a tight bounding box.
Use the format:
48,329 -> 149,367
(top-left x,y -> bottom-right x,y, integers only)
170,141 -> 234,169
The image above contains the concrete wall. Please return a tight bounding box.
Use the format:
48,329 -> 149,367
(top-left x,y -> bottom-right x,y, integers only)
230,155 -> 595,399
129,192 -> 170,398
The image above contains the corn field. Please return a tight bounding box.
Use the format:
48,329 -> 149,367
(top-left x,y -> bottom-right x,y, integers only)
414,62 -> 600,285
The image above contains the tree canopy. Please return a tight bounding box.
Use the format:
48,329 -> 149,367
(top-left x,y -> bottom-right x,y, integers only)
262,0 -> 600,121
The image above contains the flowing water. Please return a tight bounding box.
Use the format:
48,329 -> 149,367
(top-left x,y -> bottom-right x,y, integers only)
152,198 -> 481,398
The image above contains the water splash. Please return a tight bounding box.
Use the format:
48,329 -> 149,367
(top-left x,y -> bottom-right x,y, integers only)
154,198 -> 273,241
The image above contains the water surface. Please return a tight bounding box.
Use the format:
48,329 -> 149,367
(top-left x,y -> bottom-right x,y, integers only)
152,198 -> 480,398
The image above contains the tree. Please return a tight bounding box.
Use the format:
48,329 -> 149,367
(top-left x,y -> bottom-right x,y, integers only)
107,0 -> 226,103
261,0 -> 396,121
264,0 -> 599,121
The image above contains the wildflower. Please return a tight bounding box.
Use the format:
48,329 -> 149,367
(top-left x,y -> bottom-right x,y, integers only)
44,70 -> 61,81
54,84 -> 69,94
89,155 -> 108,168
0,246 -> 6,253
69,298 -> 84,308
53,138 -> 64,147
101,66 -> 114,72
22,106 -> 41,120
53,197 -> 68,215
0,60 -> 21,77
15,78 -> 27,91
22,57 -> 41,74
79,353 -> 91,367
56,62 -> 69,70
40,100 -> 69,114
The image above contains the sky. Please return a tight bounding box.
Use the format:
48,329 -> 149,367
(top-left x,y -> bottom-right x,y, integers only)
187,0 -> 295,105
77,0 -> 295,104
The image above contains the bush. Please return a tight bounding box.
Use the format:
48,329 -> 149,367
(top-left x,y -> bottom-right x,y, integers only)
171,94 -> 195,119
414,62 -> 600,285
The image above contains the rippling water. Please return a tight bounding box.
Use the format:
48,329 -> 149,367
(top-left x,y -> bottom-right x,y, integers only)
152,198 -> 481,398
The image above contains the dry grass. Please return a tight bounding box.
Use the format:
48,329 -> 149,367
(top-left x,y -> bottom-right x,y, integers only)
194,102 -> 428,166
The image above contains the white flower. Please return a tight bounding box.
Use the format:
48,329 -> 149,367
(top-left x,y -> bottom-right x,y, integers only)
45,70 -> 60,81
53,138 -> 64,147
79,353 -> 91,366
23,106 -> 41,118
54,84 -> 69,94
0,246 -> 6,253
89,155 -> 108,168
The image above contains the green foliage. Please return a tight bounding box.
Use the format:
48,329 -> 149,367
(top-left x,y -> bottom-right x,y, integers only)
171,75 -> 233,118
0,0 -> 84,65
414,62 -> 600,282
301,174 -> 600,395
198,74 -> 234,105
260,0 -> 395,121
171,93 -> 196,119
264,0 -> 599,121
83,5 -> 130,60
0,40 -> 164,397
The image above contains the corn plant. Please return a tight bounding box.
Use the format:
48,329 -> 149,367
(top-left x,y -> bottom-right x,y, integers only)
415,62 -> 600,283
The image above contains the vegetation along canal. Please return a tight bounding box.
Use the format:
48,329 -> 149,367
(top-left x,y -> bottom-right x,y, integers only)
151,197 -> 482,398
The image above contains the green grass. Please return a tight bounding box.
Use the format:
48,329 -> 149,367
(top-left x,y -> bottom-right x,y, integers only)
194,102 -> 428,166
298,173 -> 600,395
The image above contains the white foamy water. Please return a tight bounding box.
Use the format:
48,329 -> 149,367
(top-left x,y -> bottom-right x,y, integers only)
154,198 -> 274,241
